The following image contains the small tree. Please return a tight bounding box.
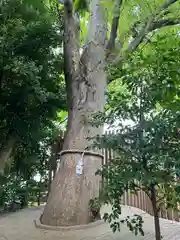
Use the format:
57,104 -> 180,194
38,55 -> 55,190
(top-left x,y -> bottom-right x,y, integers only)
94,49 -> 180,240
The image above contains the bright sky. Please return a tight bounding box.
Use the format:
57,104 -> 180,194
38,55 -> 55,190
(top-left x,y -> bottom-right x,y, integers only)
103,119 -> 134,133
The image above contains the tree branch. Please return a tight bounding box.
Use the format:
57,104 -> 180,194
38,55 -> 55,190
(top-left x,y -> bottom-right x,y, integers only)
149,18 -> 180,31
64,0 -> 73,14
63,0 -> 80,109
106,0 -> 123,54
86,0 -> 107,46
80,0 -> 107,78
158,0 -> 179,12
113,0 -> 180,64
64,0 -> 80,65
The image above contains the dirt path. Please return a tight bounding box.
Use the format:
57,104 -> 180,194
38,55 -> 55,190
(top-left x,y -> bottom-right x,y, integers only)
0,205 -> 180,240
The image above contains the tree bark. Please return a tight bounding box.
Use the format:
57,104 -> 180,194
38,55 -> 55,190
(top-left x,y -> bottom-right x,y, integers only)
41,55 -> 106,226
48,136 -> 63,193
41,150 -> 103,226
151,186 -> 161,240
47,169 -> 52,195
0,136 -> 16,174
41,0 -> 107,226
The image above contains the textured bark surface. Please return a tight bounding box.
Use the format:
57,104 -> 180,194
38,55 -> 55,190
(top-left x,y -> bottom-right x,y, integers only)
48,136 -> 64,193
41,0 -> 107,226
41,52 -> 106,225
41,50 -> 107,224
41,151 -> 102,226
0,136 -> 15,173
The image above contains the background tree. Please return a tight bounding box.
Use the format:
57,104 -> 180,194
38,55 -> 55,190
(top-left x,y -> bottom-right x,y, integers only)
0,0 -> 66,172
42,0 -> 180,226
0,0 -> 66,211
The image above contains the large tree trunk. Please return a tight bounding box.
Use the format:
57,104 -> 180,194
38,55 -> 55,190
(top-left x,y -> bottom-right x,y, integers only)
41,56 -> 106,226
41,0 -> 107,226
0,136 -> 15,174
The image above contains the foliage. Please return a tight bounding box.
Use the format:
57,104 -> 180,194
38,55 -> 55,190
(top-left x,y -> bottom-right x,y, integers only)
89,197 -> 101,211
0,0 -> 65,138
0,0 -> 66,159
93,34 -> 180,239
57,0 -> 180,55
0,0 -> 66,211
74,0 -> 88,13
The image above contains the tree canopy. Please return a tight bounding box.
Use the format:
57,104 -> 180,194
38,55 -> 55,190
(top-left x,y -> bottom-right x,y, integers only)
0,0 -> 66,210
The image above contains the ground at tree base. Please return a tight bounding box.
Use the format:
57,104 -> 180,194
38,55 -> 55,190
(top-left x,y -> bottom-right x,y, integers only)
0,205 -> 180,240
